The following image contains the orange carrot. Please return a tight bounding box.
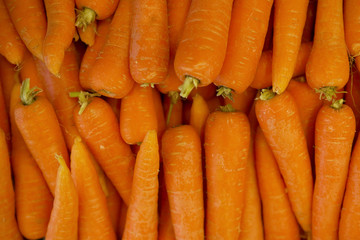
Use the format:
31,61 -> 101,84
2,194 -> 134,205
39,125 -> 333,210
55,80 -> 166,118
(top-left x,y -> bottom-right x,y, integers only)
163,93 -> 183,128
345,69 -> 360,134
344,0 -> 360,71
156,58 -> 183,95
106,97 -> 121,120
20,51 -> 46,94
255,89 -> 313,233
263,6 -> 274,51
255,127 -> 300,240
0,76 -> 9,148
188,84 -> 217,101
214,0 -> 273,98
43,0 -> 75,76
302,0 -> 317,42
77,20 -> 96,46
117,203 -> 128,239
153,88 -> 166,138
206,96 -> 222,113
190,94 -> 209,140
224,87 -> 257,114
312,100 -> 355,240
71,136 -> 116,240
4,0 -> 47,60
205,108 -> 251,239
106,177 -> 122,230
175,0 -> 234,98
123,130 -> 159,240
0,56 -> 17,111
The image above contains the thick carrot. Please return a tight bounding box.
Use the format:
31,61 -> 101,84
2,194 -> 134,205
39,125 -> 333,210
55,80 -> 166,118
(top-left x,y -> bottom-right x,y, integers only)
344,0 -> 360,71
312,100 -> 355,240
106,177 -> 122,230
255,89 -> 313,232
162,125 -> 204,239
123,130 -> 159,240
0,76 -> 9,148
224,87 -> 257,114
306,0 -> 349,100
205,108 -> 251,239
251,41 -> 312,89
339,134 -> 360,239
190,94 -> 209,140
302,0 -> 317,42
45,156 -> 78,240
214,0 -> 273,98
72,93 -> 135,205
14,79 -> 69,196
120,84 -> 158,144
71,137 -> 116,240
88,0 -> 134,98
10,82 -> 53,239
272,0 -> 309,94
0,129 -> 22,240
43,0 -> 75,76
345,69 -> 360,134
79,18 -> 111,90
77,20 -> 96,46
163,93 -> 182,128
255,127 -> 300,240
174,0 -> 234,98
0,56 -> 17,111
4,0 -> 47,60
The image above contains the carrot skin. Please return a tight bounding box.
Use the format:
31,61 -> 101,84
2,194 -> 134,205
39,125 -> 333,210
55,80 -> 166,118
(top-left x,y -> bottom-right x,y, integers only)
189,94 -> 210,141
345,69 -> 360,135
344,0 -> 360,71
0,56 -> 17,111
78,21 -> 96,46
224,87 -> 257,114
163,95 -> 183,128
0,76 -> 9,149
76,0 -> 119,20
106,177 -> 122,230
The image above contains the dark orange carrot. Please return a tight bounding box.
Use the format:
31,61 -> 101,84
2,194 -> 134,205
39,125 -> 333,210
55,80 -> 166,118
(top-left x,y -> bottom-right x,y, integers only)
163,93 -> 183,128
71,137 -> 116,239
123,130 -> 159,240
77,20 -> 96,46
312,100 -> 355,240
153,88 -> 166,138
345,69 -> 360,134
0,76 -> 9,148
106,177 -> 122,230
214,0 -> 273,98
0,56 -> 17,111
224,87 -> 257,114
43,0 -> 75,76
302,0 -> 317,42
117,202 -> 128,239
0,129 -> 22,240
88,0 -> 134,98
205,108 -> 251,239
106,97 -> 121,120
190,94 -> 209,140
156,58 -> 183,95
263,6 -> 274,51
255,127 -> 300,240
175,0 -> 234,98
20,51 -> 46,95
255,89 -> 313,233
206,96 -> 222,113
344,0 -> 360,71
4,0 -> 47,60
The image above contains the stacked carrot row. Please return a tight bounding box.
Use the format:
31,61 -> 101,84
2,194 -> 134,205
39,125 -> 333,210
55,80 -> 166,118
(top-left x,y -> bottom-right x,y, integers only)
1,0 -> 360,239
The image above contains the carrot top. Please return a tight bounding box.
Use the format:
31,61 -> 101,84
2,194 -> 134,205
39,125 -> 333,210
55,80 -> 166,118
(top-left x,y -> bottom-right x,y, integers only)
216,86 -> 233,100
20,79 -> 43,105
331,99 -> 345,110
166,91 -> 180,125
258,88 -> 276,101
179,76 -> 199,98
314,86 -> 345,102
69,91 -> 101,114
75,8 -> 96,31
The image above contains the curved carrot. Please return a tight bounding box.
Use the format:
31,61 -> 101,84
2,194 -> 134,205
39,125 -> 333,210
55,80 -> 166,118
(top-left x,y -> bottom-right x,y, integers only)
190,94 -> 209,140
214,0 -> 273,98
4,0 -> 47,60
77,20 -> 96,46
224,87 -> 257,114
205,108 -> 251,239
162,125 -> 204,239
123,130 -> 159,240
188,84 -> 217,101
302,0 -> 317,42
43,0 -> 75,76
106,177 -> 122,230
312,100 -> 355,240
255,89 -> 313,233
0,56 -> 17,111
174,0 -> 234,98
163,93 -> 183,128
344,0 -> 360,71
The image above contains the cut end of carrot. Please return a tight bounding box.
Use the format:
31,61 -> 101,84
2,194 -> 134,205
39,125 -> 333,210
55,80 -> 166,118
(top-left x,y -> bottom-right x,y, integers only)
69,91 -> 101,115
216,86 -> 233,100
219,104 -> 236,112
314,86 -> 345,102
258,88 -> 276,101
179,76 -> 199,98
75,7 -> 97,30
20,78 -> 43,105
330,99 -> 345,110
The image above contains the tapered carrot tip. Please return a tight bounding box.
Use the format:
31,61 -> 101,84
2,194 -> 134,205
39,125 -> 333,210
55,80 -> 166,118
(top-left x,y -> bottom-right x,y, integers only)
314,86 -> 345,102
179,76 -> 200,98
55,154 -> 67,169
20,78 -> 43,105
75,7 -> 96,30
216,86 -> 233,100
166,91 -> 180,125
259,88 -> 276,101
69,91 -> 101,114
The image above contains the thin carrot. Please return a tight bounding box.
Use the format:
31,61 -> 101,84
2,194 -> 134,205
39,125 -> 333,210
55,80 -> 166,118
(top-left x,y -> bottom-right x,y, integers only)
224,87 -> 257,114
163,93 -> 182,128
0,129 -> 22,240
43,0 -> 75,76
0,56 -> 17,111
255,89 -> 313,233
0,76 -> 9,148
344,0 -> 360,71
106,177 -> 122,230
190,94 -> 209,140
214,0 -> 273,98
205,107 -> 251,239
77,20 -> 96,46
161,125 -> 204,239
255,127 -> 300,240
4,0 -> 47,60
123,130 -> 159,240
302,0 -> 317,42
312,99 -> 355,240
174,0 -> 234,98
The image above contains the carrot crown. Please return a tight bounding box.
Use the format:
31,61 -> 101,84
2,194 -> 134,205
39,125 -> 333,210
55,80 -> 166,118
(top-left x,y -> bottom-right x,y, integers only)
20,78 -> 43,105
219,104 -> 236,112
259,88 -> 276,101
314,86 -> 346,102
179,76 -> 200,98
75,7 -> 96,30
69,91 -> 101,115
330,99 -> 344,110
216,86 -> 233,100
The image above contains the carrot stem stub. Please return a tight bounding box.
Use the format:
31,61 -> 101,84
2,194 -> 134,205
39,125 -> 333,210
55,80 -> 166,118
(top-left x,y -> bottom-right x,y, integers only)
216,86 -> 233,100
75,7 -> 96,30
179,76 -> 200,98
20,79 -> 43,106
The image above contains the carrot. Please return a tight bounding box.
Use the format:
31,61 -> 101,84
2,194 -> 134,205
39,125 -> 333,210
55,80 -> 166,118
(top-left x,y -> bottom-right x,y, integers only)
10,82 -> 53,239
43,0 -> 75,76
224,87 -> 257,114
188,84 -> 217,101
302,0 -> 317,42
156,58 -> 183,95
190,94 -> 209,140
263,6 -> 274,51
20,51 -> 46,94
0,56 -> 17,111
0,76 -> 10,148
344,0 -> 360,71
117,203 -> 128,239
120,84 -> 158,144
306,0 -> 349,101
272,0 -> 309,94
174,0 -> 234,98
214,0 -> 273,98
255,127 -> 300,240
77,20 -> 96,46
153,88 -> 166,138
339,134 -> 360,239
206,96 -> 222,113
255,89 -> 313,233
0,129 -> 22,240
71,136 -> 116,239
79,18 -> 111,90
88,0 -> 134,98
4,0 -> 46,60
45,155 -> 78,240
163,93 -> 182,128
205,107 -> 251,239
312,99 -> 355,240
345,68 -> 360,134
106,177 -> 122,230
251,41 -> 312,89
71,92 -> 135,205
106,97 -> 121,120
161,125 -> 204,239
123,130 -> 159,240
14,79 -> 69,196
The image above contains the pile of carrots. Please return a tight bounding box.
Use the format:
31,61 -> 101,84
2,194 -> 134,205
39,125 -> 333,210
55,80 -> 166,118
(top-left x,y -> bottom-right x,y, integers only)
1,0 -> 360,239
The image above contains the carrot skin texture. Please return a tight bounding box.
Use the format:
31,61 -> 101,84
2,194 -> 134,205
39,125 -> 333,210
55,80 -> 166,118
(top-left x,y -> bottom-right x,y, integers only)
76,0 -> 119,20
255,91 -> 313,232
190,94 -> 210,140
215,0 -> 273,93
205,111 -> 251,239
312,104 -> 355,240
157,57 -> 183,94
0,56 -> 17,111
106,177 -> 122,230
344,0 -> 360,71
162,125 -> 204,239
20,51 -> 46,94
123,130 -> 160,240
158,177 -> 176,240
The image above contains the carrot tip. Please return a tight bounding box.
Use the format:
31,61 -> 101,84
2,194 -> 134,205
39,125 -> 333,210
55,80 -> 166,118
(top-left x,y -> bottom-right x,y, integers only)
314,86 -> 345,102
216,86 -> 233,100
75,7 -> 96,30
140,83 -> 155,88
258,88 -> 276,101
179,76 -> 199,98
219,104 -> 236,112
55,154 -> 66,168
20,78 -> 43,105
